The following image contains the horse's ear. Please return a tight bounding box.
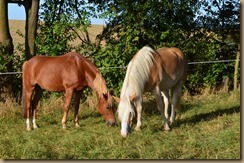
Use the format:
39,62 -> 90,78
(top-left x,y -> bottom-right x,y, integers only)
129,93 -> 136,102
103,93 -> 108,100
112,96 -> 120,103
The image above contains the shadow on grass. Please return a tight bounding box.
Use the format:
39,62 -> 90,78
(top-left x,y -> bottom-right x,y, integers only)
142,98 -> 203,116
142,99 -> 240,127
178,106 -> 240,125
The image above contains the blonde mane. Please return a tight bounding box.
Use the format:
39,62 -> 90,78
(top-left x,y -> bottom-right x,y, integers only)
118,46 -> 158,121
93,72 -> 110,100
121,46 -> 157,99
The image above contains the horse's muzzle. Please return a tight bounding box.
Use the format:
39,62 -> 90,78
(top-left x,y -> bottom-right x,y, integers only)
121,131 -> 128,138
107,120 -> 116,127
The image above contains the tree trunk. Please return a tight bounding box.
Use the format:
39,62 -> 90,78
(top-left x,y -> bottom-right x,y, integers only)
24,0 -> 40,60
0,0 -> 14,97
234,44 -> 240,90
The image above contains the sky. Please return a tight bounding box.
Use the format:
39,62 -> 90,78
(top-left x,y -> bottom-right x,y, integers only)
8,3 -> 105,25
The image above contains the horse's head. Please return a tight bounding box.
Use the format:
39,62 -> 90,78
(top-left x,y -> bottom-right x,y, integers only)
97,90 -> 116,127
93,73 -> 116,127
117,94 -> 136,138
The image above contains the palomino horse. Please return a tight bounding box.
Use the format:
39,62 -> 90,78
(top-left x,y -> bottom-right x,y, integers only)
116,46 -> 188,137
22,52 -> 116,131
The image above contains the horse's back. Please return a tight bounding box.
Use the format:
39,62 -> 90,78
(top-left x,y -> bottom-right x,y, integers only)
157,47 -> 186,63
23,53 -> 80,77
25,52 -> 82,66
157,47 -> 187,75
22,52 -> 92,91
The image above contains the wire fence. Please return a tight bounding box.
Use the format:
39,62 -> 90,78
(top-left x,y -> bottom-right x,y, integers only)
0,59 -> 239,75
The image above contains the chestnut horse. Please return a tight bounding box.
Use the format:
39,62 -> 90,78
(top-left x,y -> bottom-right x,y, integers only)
116,46 -> 188,137
22,52 -> 116,131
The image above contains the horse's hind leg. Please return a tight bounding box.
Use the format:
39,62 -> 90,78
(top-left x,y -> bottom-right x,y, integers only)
62,88 -> 74,129
161,90 -> 170,120
74,91 -> 82,127
25,90 -> 33,131
24,87 -> 34,131
31,85 -> 43,129
153,86 -> 170,131
170,82 -> 183,125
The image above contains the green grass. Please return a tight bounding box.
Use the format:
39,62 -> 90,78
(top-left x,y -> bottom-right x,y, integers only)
0,91 -> 240,159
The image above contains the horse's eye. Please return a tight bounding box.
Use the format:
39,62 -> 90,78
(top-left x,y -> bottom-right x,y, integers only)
107,103 -> 113,110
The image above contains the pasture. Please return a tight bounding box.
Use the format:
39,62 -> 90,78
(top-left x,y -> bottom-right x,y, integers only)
0,90 -> 240,159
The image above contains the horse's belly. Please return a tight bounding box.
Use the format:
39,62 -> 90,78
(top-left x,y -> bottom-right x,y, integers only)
160,79 -> 178,91
35,74 -> 65,91
38,80 -> 65,92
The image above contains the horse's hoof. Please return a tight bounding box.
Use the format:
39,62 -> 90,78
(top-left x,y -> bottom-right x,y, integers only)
170,121 -> 177,127
134,127 -> 141,131
75,124 -> 80,128
164,124 -> 170,131
27,127 -> 32,131
33,125 -> 38,129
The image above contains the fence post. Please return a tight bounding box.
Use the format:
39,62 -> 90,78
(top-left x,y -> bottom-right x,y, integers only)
223,77 -> 229,93
234,44 -> 240,90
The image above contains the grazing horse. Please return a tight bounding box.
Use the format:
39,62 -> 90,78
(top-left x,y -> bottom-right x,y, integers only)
116,46 -> 188,137
22,52 -> 116,131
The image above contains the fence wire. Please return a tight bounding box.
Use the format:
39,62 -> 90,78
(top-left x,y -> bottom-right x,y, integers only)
0,59 -> 240,75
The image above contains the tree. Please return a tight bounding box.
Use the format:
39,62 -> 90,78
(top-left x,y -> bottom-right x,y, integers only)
8,0 -> 40,60
0,0 -> 14,97
24,0 -> 40,59
0,0 -> 40,98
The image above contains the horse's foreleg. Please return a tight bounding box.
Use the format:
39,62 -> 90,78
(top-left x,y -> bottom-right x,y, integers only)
161,90 -> 170,120
62,88 -> 74,129
31,85 -> 43,129
134,99 -> 142,131
170,82 -> 183,125
153,86 -> 170,131
74,91 -> 82,127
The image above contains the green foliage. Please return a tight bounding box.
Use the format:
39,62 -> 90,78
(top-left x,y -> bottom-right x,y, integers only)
36,0 -> 96,56
0,46 -> 7,72
93,45 -> 129,95
0,44 -> 8,95
36,21 -> 75,56
182,0 -> 240,92
92,0 -> 240,94
0,30 -> 26,100
0,43 -> 16,99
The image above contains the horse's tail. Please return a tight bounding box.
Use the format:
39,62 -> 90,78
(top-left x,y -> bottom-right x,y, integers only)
22,62 -> 27,118
22,86 -> 27,118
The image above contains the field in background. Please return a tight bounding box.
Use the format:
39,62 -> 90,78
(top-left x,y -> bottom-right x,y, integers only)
0,90 -> 240,159
9,20 -> 25,50
9,20 -> 104,53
